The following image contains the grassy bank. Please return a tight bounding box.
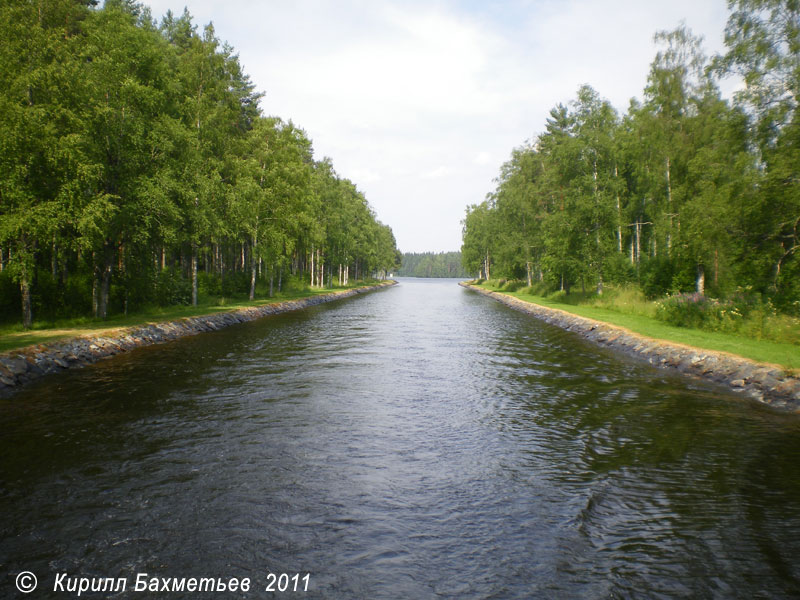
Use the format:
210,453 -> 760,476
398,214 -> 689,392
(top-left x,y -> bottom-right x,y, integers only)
0,279 -> 387,354
471,281 -> 800,372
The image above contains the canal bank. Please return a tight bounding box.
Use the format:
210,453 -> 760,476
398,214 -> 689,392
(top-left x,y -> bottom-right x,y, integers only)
0,281 -> 396,393
461,281 -> 800,411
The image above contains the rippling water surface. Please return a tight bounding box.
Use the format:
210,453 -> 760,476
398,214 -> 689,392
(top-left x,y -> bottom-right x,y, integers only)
3,278 -> 800,598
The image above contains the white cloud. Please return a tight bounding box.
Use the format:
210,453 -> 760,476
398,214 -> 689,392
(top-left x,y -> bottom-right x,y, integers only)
349,167 -> 382,184
142,0 -> 733,253
473,152 -> 492,166
422,166 -> 455,180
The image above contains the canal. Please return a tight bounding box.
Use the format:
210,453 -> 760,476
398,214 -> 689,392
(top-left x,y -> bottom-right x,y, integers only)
2,278 -> 800,598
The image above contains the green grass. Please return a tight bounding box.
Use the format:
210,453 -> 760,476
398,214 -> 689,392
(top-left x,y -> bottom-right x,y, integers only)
0,280 -> 386,354
472,281 -> 800,372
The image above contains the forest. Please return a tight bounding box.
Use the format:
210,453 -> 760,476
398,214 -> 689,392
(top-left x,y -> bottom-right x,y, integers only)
398,252 -> 468,278
0,0 -> 400,329
462,0 -> 800,317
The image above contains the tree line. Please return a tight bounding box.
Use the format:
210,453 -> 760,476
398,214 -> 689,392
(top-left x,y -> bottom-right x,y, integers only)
462,0 -> 800,313
0,0 -> 400,329
398,252 -> 468,278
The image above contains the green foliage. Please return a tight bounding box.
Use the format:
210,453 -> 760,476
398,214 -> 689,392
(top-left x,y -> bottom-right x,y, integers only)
463,3 -> 800,321
654,291 -> 800,343
0,2 -> 399,329
502,280 -> 526,292
154,267 -> 192,306
0,271 -> 19,318
655,293 -> 725,329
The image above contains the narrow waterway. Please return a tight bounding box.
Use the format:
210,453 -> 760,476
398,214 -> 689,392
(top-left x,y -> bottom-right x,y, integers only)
2,278 -> 800,598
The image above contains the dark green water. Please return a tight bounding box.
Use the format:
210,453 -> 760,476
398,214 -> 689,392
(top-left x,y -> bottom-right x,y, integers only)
2,278 -> 800,598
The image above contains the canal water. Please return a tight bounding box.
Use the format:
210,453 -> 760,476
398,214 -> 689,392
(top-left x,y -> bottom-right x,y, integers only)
2,278 -> 800,598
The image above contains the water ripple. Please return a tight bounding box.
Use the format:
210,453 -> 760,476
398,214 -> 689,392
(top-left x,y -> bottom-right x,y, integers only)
2,279 -> 800,598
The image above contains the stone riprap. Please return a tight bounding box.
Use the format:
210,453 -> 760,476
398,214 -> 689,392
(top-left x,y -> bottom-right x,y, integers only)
461,282 -> 800,412
0,281 -> 397,394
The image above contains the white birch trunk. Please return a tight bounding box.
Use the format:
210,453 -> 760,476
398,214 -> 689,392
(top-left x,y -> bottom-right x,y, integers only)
696,264 -> 705,295
310,246 -> 315,287
191,243 -> 198,306
249,234 -> 257,301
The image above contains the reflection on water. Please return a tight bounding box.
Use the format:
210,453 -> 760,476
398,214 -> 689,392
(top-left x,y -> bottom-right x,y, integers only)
2,278 -> 800,598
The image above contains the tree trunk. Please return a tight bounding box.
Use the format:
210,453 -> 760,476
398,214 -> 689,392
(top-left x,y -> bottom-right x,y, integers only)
120,246 -> 128,316
310,246 -> 315,287
20,267 -> 32,330
696,263 -> 705,295
269,264 -> 274,297
51,236 -> 58,279
526,261 -> 532,287
615,164 -> 622,253
98,256 -> 112,319
92,252 -> 99,317
249,234 -> 257,301
191,242 -> 198,306
666,156 -> 672,256
318,248 -> 323,288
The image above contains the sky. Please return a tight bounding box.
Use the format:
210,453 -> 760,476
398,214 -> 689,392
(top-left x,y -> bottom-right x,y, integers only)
141,0 -> 735,253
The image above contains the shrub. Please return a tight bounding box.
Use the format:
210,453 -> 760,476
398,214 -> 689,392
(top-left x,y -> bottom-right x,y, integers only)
639,256 -> 674,299
221,271 -> 249,296
655,292 -> 770,333
503,280 -> 525,292
604,253 -> 637,285
155,267 -> 191,306
0,270 -> 21,320
526,280 -> 551,296
198,271 -> 222,297
656,292 -> 722,328
61,272 -> 92,316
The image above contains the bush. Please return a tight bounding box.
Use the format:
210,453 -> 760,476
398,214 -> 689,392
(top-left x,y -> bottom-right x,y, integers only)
503,280 -> 525,292
526,280 -> 552,296
0,270 -> 20,320
604,253 -> 637,285
61,272 -> 92,316
221,271 -> 249,296
656,293 -> 722,328
655,291 -> 776,333
155,267 -> 191,306
198,271 -> 222,297
639,257 -> 674,299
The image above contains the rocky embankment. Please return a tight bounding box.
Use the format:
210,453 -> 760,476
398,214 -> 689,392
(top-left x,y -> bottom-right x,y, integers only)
0,281 -> 397,394
461,282 -> 800,412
